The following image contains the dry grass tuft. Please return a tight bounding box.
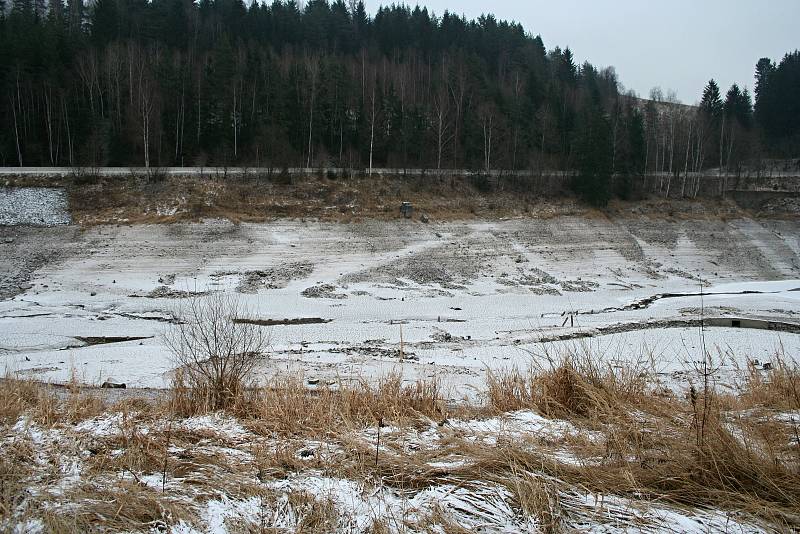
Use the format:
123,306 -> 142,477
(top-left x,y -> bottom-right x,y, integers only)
742,354 -> 800,410
0,376 -> 106,426
287,491 -> 339,533
487,351 -> 650,419
0,439 -> 37,525
483,351 -> 800,529
246,373 -> 445,437
418,506 -> 472,533
0,377 -> 51,424
39,482 -> 192,533
506,467 -> 563,533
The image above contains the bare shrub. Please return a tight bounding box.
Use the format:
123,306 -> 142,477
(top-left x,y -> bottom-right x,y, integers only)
165,293 -> 268,413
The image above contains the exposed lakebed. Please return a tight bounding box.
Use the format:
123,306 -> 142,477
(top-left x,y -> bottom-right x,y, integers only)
1,216 -> 799,397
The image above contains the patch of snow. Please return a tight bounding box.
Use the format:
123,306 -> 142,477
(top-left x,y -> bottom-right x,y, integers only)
75,412 -> 126,437
180,413 -> 253,441
446,410 -> 592,444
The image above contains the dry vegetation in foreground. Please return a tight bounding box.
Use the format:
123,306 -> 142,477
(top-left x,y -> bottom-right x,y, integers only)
3,295 -> 798,532
1,348 -> 799,533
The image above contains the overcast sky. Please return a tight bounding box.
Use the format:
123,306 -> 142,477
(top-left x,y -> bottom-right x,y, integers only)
366,0 -> 799,104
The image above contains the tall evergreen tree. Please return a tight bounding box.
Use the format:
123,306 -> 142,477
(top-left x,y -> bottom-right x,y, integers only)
756,51 -> 800,146
754,57 -> 775,113
724,84 -> 752,129
66,0 -> 80,33
700,80 -> 723,118
573,101 -> 612,206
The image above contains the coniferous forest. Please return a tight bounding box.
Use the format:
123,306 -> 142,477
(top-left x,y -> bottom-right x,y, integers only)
1,0 -> 798,184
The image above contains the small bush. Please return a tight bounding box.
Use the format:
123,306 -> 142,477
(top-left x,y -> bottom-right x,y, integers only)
469,173 -> 493,193
70,167 -> 102,186
165,293 -> 268,413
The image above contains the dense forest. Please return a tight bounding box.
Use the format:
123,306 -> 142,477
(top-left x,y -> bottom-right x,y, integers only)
1,0 -> 798,199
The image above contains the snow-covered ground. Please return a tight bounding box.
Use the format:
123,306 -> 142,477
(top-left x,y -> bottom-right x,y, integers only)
1,217 -> 799,397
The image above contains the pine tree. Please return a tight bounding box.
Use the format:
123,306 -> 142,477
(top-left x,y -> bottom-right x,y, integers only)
8,0 -> 792,173
66,0 -> 80,33
754,57 -> 775,112
724,84 -> 752,129
700,80 -> 723,118
12,0 -> 34,18
573,101 -> 613,206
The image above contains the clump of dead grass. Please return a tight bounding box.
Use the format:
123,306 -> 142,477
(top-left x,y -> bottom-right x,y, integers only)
487,349 -> 651,420
0,376 -> 107,426
3,350 -> 800,531
484,350 -> 800,529
39,482 -> 192,533
287,491 -> 340,533
742,353 -> 800,410
506,467 -> 563,533
245,373 -> 445,437
0,439 -> 37,525
0,377 -> 44,423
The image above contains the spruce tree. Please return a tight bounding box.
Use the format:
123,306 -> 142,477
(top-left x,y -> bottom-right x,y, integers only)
754,57 -> 775,112
700,80 -> 723,118
574,102 -> 613,206
66,0 -> 80,33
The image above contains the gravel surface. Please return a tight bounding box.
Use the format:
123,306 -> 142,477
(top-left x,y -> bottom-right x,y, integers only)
0,187 -> 71,226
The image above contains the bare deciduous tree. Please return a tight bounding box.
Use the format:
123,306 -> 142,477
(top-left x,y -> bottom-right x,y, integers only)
165,293 -> 268,411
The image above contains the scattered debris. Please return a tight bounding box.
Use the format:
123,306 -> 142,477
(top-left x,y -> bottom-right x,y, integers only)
301,283 -> 348,299
233,261 -> 314,293
234,317 -> 332,326
75,336 -> 154,346
400,201 -> 414,219
130,286 -> 208,299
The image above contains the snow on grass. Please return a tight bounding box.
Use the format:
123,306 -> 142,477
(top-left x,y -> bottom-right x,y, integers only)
412,481 -> 537,532
170,497 -> 265,534
268,476 -> 405,531
0,404 -> 781,533
180,413 -> 254,441
446,409 -> 591,443
74,412 -> 127,437
559,489 -> 768,533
